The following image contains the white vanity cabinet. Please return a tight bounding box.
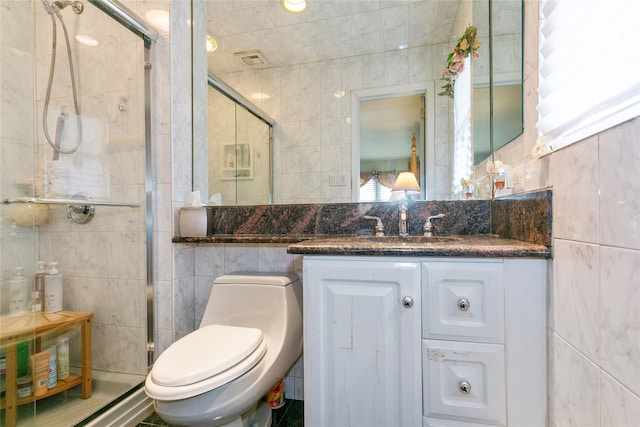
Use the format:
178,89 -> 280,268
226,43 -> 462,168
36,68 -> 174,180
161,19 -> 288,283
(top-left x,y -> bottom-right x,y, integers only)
303,256 -> 547,427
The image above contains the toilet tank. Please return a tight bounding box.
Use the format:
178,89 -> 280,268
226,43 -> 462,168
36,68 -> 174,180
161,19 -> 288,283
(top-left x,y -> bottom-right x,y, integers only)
199,272 -> 302,337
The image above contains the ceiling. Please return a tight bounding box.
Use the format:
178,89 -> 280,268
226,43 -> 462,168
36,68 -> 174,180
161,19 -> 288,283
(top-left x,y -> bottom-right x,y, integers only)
206,0 -> 462,75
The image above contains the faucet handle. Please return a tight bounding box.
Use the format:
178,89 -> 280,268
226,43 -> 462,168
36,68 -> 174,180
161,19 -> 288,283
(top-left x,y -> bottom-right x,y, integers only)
364,215 -> 385,237
423,214 -> 445,236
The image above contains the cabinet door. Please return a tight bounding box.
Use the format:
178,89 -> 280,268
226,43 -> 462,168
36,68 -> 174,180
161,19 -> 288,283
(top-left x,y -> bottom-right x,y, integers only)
422,261 -> 504,343
304,258 -> 422,427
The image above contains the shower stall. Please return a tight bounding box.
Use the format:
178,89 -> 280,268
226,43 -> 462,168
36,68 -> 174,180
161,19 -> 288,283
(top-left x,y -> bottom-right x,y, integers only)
0,0 -> 156,424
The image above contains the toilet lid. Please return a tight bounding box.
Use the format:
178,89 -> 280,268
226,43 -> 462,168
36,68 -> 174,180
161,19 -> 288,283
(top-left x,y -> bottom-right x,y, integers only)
150,325 -> 265,387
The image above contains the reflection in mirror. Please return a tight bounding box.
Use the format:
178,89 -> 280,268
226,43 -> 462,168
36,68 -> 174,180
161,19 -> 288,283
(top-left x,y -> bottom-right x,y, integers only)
205,81 -> 273,205
490,0 -> 523,152
194,0 -> 522,203
472,0 -> 523,166
358,94 -> 425,202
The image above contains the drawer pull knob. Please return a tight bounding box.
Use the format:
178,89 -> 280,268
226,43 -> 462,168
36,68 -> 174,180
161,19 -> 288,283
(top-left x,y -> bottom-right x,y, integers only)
402,296 -> 414,308
459,380 -> 472,394
457,298 -> 470,311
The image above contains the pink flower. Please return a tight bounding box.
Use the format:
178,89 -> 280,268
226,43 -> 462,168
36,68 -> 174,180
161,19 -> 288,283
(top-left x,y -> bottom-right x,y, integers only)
451,61 -> 465,73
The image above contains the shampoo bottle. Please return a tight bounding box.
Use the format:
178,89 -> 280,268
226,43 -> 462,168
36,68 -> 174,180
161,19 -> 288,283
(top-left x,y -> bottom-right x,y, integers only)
9,267 -> 28,317
33,261 -> 46,312
44,262 -> 63,313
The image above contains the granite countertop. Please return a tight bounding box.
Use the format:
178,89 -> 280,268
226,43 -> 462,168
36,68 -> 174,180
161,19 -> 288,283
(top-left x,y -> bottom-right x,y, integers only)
173,234 -> 318,244
286,234 -> 551,258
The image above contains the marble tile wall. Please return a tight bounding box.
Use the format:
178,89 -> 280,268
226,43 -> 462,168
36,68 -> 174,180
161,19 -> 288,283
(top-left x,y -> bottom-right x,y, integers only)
491,1 -> 640,424
0,0 -> 36,312
215,43 -> 454,203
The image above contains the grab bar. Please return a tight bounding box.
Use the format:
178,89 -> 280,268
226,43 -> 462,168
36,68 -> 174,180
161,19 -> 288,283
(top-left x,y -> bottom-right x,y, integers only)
2,197 -> 139,208
3,195 -> 139,224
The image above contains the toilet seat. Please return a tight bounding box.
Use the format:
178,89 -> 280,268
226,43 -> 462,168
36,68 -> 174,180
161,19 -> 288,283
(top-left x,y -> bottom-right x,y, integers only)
146,324 -> 267,400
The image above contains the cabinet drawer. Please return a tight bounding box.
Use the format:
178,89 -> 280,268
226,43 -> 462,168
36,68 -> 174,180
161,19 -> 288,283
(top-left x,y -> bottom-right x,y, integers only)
422,262 -> 504,343
422,339 -> 506,426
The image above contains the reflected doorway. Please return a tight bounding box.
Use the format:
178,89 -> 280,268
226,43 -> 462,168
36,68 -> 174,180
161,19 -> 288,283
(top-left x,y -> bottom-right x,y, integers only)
358,94 -> 426,202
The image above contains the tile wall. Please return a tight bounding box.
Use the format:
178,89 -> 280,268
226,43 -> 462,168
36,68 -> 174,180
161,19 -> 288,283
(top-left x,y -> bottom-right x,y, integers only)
215,43 -> 454,203
493,1 -> 640,425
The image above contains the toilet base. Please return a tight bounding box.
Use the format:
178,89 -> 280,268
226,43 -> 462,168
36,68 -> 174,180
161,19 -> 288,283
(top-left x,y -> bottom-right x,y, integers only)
153,399 -> 272,427
218,401 -> 271,427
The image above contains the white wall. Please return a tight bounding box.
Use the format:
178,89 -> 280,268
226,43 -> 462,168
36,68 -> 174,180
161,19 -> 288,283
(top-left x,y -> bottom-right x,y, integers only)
494,1 -> 640,425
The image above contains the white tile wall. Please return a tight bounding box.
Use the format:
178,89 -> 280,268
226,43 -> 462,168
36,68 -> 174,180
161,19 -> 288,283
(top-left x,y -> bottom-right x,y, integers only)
493,1 -> 640,424
215,45 -> 454,203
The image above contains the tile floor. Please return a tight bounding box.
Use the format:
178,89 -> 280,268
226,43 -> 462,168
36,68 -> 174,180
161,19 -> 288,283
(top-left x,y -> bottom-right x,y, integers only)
136,399 -> 303,427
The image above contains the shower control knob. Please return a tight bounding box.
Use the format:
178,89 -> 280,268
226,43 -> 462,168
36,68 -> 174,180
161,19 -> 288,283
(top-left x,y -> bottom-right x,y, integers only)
457,298 -> 470,311
402,296 -> 414,308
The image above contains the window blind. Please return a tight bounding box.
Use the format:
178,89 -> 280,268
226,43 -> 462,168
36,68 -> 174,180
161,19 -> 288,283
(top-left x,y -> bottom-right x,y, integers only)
537,0 -> 640,153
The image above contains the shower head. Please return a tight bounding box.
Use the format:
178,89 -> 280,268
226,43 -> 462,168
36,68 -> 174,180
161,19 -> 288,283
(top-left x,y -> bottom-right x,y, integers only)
41,0 -> 54,15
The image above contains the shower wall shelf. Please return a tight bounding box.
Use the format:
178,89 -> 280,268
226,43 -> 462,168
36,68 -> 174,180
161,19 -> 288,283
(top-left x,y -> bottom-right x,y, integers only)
2,196 -> 140,224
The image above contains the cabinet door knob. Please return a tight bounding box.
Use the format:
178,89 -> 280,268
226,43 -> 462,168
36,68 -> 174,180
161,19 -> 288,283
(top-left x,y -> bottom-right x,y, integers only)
459,380 -> 472,394
402,296 -> 414,308
457,298 -> 470,311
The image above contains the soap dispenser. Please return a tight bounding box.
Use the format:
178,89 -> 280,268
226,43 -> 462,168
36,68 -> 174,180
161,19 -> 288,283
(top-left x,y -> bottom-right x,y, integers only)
44,262 -> 63,313
9,267 -> 28,317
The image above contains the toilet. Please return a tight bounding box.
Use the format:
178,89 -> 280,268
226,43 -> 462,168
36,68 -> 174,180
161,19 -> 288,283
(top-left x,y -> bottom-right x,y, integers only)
145,272 -> 303,427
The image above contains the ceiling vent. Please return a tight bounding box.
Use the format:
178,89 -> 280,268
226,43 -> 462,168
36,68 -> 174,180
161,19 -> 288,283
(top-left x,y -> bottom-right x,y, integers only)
234,50 -> 270,67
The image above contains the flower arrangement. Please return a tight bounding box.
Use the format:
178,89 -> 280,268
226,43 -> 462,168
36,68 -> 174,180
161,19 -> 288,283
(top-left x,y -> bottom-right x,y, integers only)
439,25 -> 480,98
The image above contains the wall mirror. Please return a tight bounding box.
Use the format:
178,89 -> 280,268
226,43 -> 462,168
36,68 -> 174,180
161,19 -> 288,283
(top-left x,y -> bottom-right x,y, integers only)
193,0 -> 523,205
472,0 -> 524,166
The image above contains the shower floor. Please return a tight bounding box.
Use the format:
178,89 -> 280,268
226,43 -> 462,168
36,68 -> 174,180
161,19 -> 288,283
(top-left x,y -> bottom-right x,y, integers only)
13,370 -> 145,427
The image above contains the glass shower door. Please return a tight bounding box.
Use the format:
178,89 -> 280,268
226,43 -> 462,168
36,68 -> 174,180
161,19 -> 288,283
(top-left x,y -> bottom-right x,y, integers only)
1,0 -> 151,425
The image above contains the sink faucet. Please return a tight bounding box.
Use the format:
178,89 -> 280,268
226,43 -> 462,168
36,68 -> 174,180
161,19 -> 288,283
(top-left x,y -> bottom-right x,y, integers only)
423,213 -> 445,236
363,215 -> 385,237
398,203 -> 409,237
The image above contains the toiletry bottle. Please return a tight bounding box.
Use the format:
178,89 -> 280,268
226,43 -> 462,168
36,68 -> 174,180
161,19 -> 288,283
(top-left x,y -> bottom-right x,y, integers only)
44,262 -> 63,313
9,267 -> 28,317
47,345 -> 57,389
226,153 -> 234,168
56,336 -> 69,380
33,260 -> 46,312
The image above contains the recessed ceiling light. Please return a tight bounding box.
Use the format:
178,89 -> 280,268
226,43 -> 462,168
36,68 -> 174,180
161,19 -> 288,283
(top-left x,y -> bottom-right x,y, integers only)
397,44 -> 408,50
145,9 -> 170,33
206,34 -> 218,53
282,0 -> 307,13
333,90 -> 346,98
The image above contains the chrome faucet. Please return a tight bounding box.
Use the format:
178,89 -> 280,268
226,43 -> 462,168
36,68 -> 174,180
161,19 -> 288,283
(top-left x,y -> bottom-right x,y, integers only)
398,203 -> 409,237
423,213 -> 445,236
363,215 -> 385,237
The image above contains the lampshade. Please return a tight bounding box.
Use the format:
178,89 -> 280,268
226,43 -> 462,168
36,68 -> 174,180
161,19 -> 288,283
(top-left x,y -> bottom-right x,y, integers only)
391,172 -> 421,194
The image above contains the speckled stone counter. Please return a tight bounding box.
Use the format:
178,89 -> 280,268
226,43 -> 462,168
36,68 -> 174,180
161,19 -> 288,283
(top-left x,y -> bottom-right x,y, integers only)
173,189 -> 552,258
286,234 -> 550,258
